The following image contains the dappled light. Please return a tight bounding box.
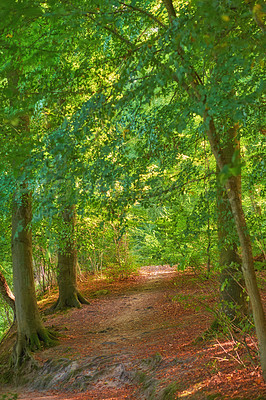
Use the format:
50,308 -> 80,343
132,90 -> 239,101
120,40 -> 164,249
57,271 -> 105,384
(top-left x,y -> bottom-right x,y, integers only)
0,0 -> 265,399
1,266 -> 265,399
139,264 -> 177,277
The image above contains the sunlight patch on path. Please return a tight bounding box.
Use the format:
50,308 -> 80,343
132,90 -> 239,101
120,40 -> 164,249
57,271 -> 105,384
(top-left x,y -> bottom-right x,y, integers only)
139,265 -> 177,278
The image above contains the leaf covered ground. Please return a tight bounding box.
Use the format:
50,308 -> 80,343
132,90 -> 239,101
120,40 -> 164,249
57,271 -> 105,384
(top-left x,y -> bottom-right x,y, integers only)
0,265 -> 265,399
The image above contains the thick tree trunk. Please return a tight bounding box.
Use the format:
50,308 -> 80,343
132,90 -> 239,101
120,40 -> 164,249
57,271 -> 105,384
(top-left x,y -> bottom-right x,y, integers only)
205,115 -> 266,381
0,269 -> 15,316
11,185 -> 56,366
51,205 -> 89,311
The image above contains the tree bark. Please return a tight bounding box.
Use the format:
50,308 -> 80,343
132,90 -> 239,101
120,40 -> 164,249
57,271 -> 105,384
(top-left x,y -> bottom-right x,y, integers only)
0,269 -> 15,316
217,168 -> 247,322
216,127 -> 247,322
162,0 -> 177,20
11,185 -> 56,366
50,205 -> 89,311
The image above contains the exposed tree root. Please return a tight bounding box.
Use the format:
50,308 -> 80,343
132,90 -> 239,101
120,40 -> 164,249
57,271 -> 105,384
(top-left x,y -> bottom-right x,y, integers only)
48,291 -> 90,313
77,292 -> 90,305
11,329 -> 58,368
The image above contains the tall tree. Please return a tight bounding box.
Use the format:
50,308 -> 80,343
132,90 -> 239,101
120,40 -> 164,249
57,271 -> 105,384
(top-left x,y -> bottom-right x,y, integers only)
12,184 -> 56,366
3,67 -> 57,365
161,0 -> 266,379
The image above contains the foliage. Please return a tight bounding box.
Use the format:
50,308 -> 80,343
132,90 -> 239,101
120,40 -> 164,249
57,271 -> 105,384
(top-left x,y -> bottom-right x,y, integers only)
0,0 -> 265,378
0,394 -> 18,400
77,209 -> 138,279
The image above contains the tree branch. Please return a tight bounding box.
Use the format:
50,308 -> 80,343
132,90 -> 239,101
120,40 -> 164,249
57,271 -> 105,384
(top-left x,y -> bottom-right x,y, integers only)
88,15 -> 135,48
162,0 -> 177,21
246,1 -> 266,32
120,2 -> 167,28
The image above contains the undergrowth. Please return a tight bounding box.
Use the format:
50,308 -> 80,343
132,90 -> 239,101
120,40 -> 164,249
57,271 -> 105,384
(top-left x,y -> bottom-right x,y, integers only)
172,271 -> 260,372
0,394 -> 18,400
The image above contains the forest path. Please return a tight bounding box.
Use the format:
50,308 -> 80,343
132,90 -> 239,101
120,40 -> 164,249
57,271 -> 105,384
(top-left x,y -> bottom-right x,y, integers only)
1,265 -> 265,399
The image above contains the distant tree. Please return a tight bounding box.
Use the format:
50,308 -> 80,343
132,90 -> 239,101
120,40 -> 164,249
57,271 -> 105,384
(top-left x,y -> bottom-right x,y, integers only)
51,205 -> 89,311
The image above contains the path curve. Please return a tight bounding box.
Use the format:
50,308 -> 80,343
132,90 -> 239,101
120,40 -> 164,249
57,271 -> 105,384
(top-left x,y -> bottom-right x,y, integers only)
1,265 -> 265,400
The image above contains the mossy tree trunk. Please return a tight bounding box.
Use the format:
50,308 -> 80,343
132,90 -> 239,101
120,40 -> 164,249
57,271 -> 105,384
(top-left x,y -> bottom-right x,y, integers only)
11,186 -> 56,366
51,205 -> 89,311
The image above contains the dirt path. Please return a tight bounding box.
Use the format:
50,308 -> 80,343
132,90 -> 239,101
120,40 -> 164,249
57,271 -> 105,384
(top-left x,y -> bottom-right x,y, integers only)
1,266 -> 265,399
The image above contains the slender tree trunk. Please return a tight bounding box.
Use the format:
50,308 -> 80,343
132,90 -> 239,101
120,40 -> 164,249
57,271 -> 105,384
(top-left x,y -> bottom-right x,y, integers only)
217,170 -> 247,322
0,269 -> 15,316
51,205 -> 89,311
205,114 -> 266,381
216,127 -> 247,321
11,185 -> 56,366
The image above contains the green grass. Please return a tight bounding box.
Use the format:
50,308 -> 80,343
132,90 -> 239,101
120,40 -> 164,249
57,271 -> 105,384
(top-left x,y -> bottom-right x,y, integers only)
0,394 -> 18,400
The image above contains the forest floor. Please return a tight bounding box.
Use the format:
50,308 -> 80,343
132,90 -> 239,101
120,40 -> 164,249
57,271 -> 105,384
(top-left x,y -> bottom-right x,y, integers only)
0,265 -> 265,400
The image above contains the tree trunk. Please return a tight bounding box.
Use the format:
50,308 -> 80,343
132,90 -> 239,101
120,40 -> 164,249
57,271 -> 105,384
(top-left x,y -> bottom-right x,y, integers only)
216,127 -> 247,322
51,205 -> 89,311
205,115 -> 266,381
11,185 -> 56,366
217,167 -> 247,322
